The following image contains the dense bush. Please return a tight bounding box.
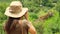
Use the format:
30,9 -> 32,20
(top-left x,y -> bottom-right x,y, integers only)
0,0 -> 60,34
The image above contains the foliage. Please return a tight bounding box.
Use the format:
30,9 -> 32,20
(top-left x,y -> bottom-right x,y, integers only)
0,0 -> 60,34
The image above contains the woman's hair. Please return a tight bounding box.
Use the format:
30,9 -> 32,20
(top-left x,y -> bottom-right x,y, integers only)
4,17 -> 29,34
5,17 -> 20,33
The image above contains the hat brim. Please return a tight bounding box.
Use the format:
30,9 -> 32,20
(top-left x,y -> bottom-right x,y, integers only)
4,7 -> 28,18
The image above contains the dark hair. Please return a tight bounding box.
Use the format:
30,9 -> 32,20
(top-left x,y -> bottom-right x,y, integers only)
5,17 -> 29,34
5,17 -> 20,33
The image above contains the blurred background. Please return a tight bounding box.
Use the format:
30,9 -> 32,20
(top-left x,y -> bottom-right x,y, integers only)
0,0 -> 60,34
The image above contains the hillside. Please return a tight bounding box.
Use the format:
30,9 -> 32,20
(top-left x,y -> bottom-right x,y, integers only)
0,0 -> 60,34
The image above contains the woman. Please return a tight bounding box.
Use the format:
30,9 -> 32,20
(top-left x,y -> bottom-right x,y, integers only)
4,1 -> 37,34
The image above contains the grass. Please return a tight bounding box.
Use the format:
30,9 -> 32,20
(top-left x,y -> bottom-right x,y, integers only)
0,2 -> 60,34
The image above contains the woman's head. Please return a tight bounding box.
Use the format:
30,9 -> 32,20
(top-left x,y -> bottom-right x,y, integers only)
9,1 -> 22,13
4,1 -> 28,18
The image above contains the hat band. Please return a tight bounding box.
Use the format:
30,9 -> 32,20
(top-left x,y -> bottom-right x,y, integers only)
9,9 -> 22,14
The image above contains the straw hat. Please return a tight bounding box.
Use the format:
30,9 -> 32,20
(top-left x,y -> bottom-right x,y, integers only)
4,1 -> 28,18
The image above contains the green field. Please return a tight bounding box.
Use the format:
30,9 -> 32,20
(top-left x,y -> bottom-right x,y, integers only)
0,0 -> 60,34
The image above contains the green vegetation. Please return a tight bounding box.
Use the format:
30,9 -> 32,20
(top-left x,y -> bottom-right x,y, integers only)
0,0 -> 60,34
